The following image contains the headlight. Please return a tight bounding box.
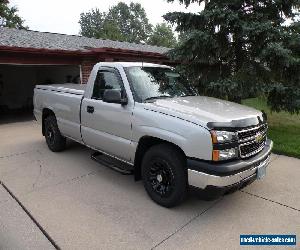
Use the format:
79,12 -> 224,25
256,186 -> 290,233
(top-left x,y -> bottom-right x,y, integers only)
211,130 -> 237,143
212,148 -> 238,161
211,130 -> 238,161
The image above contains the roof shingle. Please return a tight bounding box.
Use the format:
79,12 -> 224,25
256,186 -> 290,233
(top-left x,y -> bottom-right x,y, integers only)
0,27 -> 169,54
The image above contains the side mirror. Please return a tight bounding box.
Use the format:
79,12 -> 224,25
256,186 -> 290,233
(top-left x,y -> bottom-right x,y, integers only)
103,89 -> 128,105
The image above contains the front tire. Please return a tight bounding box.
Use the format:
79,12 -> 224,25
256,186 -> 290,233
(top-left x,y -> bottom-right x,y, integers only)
44,115 -> 66,152
141,144 -> 187,207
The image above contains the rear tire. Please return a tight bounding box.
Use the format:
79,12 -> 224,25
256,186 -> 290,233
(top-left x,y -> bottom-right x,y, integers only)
141,144 -> 187,207
44,115 -> 66,152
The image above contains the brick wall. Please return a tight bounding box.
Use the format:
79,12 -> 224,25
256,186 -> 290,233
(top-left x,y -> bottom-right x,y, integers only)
80,58 -> 97,84
80,57 -> 114,84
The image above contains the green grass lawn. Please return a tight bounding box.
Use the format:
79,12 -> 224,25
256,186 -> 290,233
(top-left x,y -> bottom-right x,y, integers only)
242,98 -> 300,159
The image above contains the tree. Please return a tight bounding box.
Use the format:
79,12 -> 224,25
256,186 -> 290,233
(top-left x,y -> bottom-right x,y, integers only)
164,0 -> 300,113
0,0 -> 27,29
106,2 -> 152,43
101,20 -> 124,41
79,8 -> 123,40
79,2 -> 152,43
148,23 -> 177,47
177,31 -> 190,45
79,8 -> 105,38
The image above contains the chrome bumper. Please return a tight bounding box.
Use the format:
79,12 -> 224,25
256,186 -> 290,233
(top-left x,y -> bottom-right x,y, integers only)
188,146 -> 272,190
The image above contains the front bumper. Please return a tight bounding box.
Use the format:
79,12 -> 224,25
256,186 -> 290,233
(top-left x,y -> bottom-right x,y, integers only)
188,139 -> 273,196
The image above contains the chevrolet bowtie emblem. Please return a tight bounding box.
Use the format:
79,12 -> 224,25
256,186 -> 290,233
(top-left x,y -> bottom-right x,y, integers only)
255,132 -> 263,143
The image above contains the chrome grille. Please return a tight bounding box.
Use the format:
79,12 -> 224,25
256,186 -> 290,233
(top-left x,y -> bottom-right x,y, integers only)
237,123 -> 268,158
238,123 -> 268,143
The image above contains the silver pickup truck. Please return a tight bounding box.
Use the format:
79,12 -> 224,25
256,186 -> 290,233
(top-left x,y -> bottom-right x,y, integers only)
33,62 -> 273,207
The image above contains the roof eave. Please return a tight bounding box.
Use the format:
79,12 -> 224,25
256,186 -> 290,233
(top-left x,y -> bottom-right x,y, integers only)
0,45 -> 169,60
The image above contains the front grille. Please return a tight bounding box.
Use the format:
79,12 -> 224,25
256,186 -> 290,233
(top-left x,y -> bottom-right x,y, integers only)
238,123 -> 268,142
239,136 -> 266,158
237,123 -> 268,158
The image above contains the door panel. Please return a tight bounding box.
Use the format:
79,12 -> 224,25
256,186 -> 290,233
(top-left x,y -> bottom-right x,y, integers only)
81,68 -> 133,162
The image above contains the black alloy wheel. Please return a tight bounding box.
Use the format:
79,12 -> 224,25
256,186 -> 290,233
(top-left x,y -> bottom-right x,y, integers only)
141,144 -> 187,207
147,158 -> 175,198
44,115 -> 66,152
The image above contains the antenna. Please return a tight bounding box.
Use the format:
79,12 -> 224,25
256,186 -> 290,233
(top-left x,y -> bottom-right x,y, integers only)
141,51 -> 144,68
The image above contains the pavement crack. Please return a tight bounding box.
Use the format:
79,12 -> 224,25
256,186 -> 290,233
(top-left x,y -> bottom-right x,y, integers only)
0,151 -> 30,159
240,190 -> 300,212
0,181 -> 60,250
32,162 -> 42,190
51,171 -> 98,189
68,171 -> 97,183
23,170 -> 98,197
151,198 -> 222,250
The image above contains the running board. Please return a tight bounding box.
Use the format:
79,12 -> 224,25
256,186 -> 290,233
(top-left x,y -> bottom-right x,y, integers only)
91,152 -> 133,175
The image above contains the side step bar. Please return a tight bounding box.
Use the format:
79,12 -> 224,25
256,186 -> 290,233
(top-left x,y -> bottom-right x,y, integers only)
91,152 -> 133,175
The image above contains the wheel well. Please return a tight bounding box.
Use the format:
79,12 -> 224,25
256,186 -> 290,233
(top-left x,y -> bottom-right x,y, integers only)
133,136 -> 186,181
42,108 -> 55,135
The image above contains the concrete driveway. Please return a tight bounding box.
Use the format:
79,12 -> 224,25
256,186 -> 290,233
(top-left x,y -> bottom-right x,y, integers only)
0,119 -> 299,250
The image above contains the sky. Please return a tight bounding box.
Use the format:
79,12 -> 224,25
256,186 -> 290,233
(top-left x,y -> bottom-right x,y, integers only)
9,0 -> 201,35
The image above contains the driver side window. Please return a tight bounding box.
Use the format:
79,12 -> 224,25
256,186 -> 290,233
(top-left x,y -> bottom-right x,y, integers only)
92,70 -> 122,99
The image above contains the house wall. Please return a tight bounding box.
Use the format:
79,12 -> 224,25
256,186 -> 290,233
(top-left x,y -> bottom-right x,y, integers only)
81,58 -> 97,84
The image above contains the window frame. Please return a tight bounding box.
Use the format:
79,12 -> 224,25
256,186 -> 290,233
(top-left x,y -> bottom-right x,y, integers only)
91,67 -> 126,101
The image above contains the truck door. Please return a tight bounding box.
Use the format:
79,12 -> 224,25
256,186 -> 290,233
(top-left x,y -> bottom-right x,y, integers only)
81,67 -> 133,162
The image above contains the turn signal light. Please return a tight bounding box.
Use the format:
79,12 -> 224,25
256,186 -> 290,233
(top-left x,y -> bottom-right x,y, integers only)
211,131 -> 218,144
212,148 -> 238,161
212,150 -> 220,161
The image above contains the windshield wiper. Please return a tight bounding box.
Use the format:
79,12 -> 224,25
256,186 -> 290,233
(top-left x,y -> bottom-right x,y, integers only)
143,95 -> 172,102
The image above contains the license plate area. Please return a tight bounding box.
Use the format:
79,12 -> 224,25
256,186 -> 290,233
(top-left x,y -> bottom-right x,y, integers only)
257,164 -> 266,179
256,157 -> 270,180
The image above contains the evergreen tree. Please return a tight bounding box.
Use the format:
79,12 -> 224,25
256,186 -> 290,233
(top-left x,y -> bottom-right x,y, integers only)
164,0 -> 300,113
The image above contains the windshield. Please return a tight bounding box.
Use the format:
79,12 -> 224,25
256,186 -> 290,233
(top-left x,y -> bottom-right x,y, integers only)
125,66 -> 197,102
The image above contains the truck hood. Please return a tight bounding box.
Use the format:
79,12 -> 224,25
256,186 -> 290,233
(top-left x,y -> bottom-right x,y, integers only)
143,96 -> 263,128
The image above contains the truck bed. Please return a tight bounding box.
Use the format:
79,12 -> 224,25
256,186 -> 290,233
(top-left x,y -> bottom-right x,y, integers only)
35,84 -> 86,96
34,83 -> 85,142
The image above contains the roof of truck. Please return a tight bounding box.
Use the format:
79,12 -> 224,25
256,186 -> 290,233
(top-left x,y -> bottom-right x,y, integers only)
96,62 -> 172,68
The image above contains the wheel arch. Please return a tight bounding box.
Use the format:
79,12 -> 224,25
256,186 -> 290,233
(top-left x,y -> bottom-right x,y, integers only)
133,136 -> 186,181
